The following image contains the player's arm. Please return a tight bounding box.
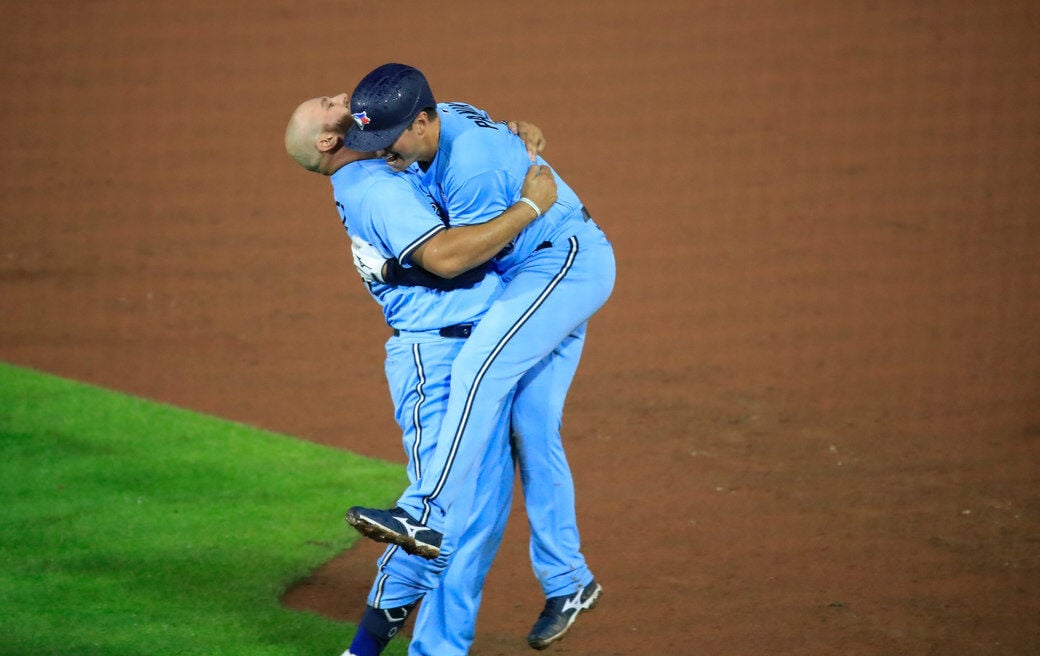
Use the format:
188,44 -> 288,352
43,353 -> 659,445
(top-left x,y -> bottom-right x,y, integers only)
409,164 -> 557,279
383,257 -> 488,290
361,120 -> 547,287
351,234 -> 487,290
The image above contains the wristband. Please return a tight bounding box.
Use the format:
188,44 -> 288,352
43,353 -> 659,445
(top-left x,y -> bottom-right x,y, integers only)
517,196 -> 542,217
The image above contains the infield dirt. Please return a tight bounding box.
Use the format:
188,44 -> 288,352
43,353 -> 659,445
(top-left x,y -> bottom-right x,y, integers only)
2,2 -> 1038,654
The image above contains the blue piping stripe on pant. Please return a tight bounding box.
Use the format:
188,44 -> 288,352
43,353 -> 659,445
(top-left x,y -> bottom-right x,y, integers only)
372,570 -> 389,606
373,343 -> 425,608
418,236 -> 580,524
408,344 -> 427,480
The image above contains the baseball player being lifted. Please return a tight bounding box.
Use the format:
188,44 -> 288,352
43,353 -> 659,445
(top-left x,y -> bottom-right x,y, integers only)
343,63 -> 616,649
285,95 -> 590,653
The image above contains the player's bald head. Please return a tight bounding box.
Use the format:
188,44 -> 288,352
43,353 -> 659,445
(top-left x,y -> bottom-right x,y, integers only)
285,98 -> 325,172
286,94 -> 369,175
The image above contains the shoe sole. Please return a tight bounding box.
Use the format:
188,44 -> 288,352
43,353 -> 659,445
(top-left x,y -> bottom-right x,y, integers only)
528,582 -> 603,650
345,508 -> 441,560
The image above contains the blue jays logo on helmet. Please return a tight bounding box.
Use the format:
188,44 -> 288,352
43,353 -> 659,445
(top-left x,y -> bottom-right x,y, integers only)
343,63 -> 436,152
352,111 -> 371,130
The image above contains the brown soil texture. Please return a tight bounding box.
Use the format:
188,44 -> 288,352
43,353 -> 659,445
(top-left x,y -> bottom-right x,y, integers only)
3,2 -> 1039,655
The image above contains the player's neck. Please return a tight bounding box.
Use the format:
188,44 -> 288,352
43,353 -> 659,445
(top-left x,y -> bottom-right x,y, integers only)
324,148 -> 377,175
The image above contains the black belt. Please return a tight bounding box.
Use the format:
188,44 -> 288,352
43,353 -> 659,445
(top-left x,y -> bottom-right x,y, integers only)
392,323 -> 473,339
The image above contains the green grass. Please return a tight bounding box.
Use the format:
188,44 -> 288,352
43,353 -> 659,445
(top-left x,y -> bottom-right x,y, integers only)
0,362 -> 409,656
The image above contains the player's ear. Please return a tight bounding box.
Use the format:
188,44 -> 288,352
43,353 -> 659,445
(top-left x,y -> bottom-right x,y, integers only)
316,132 -> 341,154
412,111 -> 431,134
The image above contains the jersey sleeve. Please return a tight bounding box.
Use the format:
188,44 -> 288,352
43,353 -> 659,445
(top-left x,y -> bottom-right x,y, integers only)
362,177 -> 447,264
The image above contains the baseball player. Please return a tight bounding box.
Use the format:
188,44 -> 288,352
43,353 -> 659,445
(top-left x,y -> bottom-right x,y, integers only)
343,64 -> 615,649
284,95 -> 568,655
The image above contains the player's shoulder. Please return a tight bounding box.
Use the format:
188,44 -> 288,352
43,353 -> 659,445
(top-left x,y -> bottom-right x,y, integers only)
439,101 -> 493,122
335,159 -> 410,195
439,102 -> 521,170
349,157 -> 399,183
439,102 -> 510,143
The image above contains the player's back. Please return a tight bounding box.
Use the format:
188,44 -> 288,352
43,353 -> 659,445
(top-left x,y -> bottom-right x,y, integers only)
422,102 -> 589,272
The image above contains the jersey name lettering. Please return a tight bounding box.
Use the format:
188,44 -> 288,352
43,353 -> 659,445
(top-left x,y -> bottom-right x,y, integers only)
447,102 -> 498,130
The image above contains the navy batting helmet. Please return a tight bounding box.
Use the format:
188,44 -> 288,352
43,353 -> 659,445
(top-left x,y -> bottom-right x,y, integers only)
343,63 -> 436,152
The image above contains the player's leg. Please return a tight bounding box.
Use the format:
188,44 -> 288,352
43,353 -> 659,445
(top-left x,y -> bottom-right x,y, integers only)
511,325 -> 604,648
344,338 -> 459,656
512,325 -> 591,597
407,390 -> 516,656
399,231 -> 616,535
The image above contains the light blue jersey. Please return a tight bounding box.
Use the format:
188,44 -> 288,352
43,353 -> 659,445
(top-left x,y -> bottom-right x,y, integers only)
330,157 -> 502,331
412,102 -> 591,273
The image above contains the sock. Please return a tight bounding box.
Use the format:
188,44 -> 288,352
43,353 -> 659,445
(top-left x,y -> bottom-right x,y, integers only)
347,602 -> 418,656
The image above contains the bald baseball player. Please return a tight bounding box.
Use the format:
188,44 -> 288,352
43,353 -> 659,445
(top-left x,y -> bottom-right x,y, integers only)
285,94 -> 582,655
343,63 -> 614,649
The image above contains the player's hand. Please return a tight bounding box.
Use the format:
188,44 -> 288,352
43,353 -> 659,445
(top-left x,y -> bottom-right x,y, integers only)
508,120 -> 546,162
351,235 -> 388,284
519,165 -> 557,216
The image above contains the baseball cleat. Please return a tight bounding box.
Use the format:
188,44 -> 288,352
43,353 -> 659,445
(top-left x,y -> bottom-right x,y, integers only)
345,506 -> 442,560
527,579 -> 603,650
